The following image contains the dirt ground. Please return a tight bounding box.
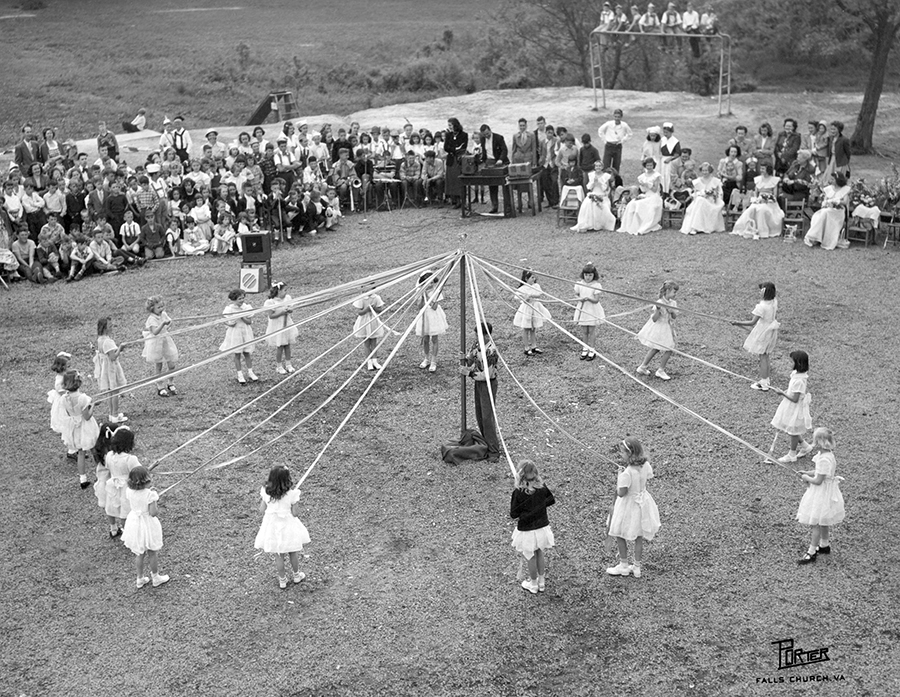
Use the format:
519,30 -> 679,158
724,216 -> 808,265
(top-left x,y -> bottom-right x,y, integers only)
1,180 -> 898,695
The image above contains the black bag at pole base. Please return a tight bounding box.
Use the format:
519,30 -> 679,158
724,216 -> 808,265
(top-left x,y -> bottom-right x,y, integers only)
440,429 -> 489,466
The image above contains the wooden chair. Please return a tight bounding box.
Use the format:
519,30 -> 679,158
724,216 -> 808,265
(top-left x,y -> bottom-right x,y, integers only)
724,190 -> 749,231
845,214 -> 877,247
882,211 -> 900,248
556,186 -> 582,227
782,199 -> 807,239
662,197 -> 685,229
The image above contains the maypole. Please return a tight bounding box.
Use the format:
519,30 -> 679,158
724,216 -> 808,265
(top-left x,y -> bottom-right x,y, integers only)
459,251 -> 467,434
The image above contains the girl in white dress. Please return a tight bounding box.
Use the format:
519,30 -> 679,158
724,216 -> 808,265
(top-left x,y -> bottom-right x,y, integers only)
220,289 -> 258,384
254,465 -> 311,589
571,162 -> 616,232
99,426 -> 141,538
619,158 -> 663,235
635,281 -> 678,381
264,281 -> 299,374
730,164 -> 784,239
142,296 -> 179,397
804,172 -> 851,250
571,263 -> 604,361
48,352 -> 72,455
513,270 -> 551,356
57,370 -> 101,489
770,350 -> 813,464
414,271 -> 448,372
731,282 -> 779,391
796,427 -> 845,564
640,126 -> 662,170
121,466 -> 169,589
353,289 -> 387,371
680,163 -> 725,234
606,437 -> 661,579
94,317 -> 127,424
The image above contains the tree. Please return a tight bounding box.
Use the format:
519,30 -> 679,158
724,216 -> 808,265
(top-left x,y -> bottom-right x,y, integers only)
833,0 -> 900,153
496,0 -> 604,87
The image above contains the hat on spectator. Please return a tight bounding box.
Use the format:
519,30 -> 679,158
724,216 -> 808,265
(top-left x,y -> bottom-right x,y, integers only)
298,121 -> 308,128
174,115 -> 184,121
662,122 -> 674,130
206,130 -> 218,138
391,129 -> 401,137
147,163 -> 161,173
8,162 -> 20,171
163,116 -> 172,125
276,134 -> 288,143
647,126 -> 662,135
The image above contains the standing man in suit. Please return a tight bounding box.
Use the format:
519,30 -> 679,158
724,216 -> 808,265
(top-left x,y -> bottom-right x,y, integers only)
511,118 -> 536,169
476,124 -> 509,214
14,123 -> 42,172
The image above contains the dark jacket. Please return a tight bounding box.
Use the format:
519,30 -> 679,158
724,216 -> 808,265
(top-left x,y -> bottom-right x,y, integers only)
477,133 -> 509,165
510,486 -> 556,531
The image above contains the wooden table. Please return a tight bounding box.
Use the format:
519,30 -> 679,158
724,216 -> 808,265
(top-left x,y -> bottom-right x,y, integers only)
508,171 -> 543,216
459,173 -> 516,218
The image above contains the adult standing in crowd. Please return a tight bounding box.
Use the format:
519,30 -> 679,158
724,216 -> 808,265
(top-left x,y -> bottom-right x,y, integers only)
443,118 -> 468,209
659,122 -> 681,194
539,124 -> 560,209
511,118 -> 537,170
171,116 -> 192,164
476,124 -> 509,215
682,1 -> 701,56
828,121 -> 852,178
14,124 -> 41,171
597,108 -> 632,173
774,119 -> 801,175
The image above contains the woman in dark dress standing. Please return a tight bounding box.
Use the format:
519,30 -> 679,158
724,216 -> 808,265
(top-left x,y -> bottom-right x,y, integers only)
443,117 -> 468,208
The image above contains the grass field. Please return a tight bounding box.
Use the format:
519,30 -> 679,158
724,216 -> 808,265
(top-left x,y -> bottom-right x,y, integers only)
0,0 -> 491,149
1,198 -> 899,695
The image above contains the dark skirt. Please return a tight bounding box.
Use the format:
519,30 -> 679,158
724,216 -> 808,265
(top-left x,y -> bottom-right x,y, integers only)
446,160 -> 463,197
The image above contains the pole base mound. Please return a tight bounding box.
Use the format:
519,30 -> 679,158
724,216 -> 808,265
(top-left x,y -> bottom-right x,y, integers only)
440,429 -> 488,465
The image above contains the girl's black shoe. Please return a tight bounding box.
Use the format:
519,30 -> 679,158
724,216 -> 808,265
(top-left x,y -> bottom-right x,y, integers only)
797,551 -> 817,565
817,545 -> 831,554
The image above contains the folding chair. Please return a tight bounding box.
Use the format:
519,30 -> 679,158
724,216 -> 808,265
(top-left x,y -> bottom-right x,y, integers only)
882,212 -> 900,248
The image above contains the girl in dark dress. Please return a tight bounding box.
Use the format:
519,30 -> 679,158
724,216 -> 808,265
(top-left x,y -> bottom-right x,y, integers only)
510,460 -> 556,594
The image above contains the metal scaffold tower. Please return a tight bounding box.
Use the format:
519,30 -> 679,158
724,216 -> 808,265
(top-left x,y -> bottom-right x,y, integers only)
589,28 -> 733,117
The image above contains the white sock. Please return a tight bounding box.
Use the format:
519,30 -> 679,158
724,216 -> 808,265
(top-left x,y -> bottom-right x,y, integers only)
79,474 -> 88,483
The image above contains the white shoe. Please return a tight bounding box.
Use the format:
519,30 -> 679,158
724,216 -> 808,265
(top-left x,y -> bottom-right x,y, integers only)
631,564 -> 642,579
636,365 -> 651,376
276,364 -> 287,375
366,359 -> 375,371
292,570 -> 306,584
419,358 -> 430,369
236,371 -> 247,384
151,573 -> 170,587
285,361 -> 295,373
797,442 -> 813,458
372,359 -> 383,370
521,578 -> 539,594
778,451 -> 798,463
278,576 -> 288,589
654,369 -> 671,381
750,381 -> 769,391
246,369 -> 259,382
136,576 -> 151,589
537,575 -> 546,592
429,363 -> 437,373
606,561 -> 632,576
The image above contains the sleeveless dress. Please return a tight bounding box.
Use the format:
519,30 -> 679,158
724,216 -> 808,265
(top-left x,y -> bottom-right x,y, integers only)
513,283 -> 551,329
608,463 -> 661,541
573,281 -> 605,326
742,299 -> 778,355
637,300 -> 677,351
796,451 -> 845,526
771,371 -> 812,435
142,312 -> 179,364
254,488 -> 311,554
414,291 -> 449,337
680,177 -> 725,234
122,488 -> 163,554
220,302 -> 255,353
264,295 -> 299,347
